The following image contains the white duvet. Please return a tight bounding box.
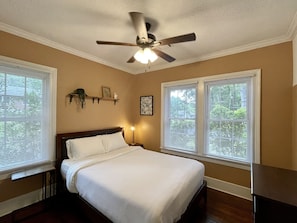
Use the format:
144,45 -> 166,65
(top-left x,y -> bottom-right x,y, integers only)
62,146 -> 204,223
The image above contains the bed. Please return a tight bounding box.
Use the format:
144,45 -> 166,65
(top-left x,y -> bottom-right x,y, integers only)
56,127 -> 207,223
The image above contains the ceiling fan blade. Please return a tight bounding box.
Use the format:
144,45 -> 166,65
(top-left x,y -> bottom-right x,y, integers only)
158,33 -> 196,46
152,49 -> 176,62
96,40 -> 137,46
127,56 -> 135,63
129,12 -> 148,43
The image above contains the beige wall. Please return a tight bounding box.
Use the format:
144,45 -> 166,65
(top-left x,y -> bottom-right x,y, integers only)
293,86 -> 297,170
133,42 -> 293,187
292,35 -> 297,170
0,30 -> 294,201
0,31 -> 135,201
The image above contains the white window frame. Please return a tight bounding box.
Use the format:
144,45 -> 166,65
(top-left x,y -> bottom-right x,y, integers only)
163,82 -> 198,153
161,69 -> 261,170
0,56 -> 57,179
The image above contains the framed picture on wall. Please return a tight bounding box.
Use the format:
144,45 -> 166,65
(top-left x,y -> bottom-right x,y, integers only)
140,95 -> 153,116
102,86 -> 111,98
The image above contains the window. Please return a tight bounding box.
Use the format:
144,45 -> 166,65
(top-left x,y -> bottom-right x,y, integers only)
161,70 -> 260,168
163,83 -> 197,153
205,78 -> 251,163
0,56 -> 57,177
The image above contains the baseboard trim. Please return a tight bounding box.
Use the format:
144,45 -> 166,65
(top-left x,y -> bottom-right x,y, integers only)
204,176 -> 252,201
0,177 -> 251,217
0,188 -> 42,217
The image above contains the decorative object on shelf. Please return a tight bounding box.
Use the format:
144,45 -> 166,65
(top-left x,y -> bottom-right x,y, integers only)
67,88 -> 119,108
102,86 -> 111,98
130,126 -> 135,145
114,92 -> 118,99
140,95 -> 153,116
103,97 -> 119,105
68,88 -> 88,108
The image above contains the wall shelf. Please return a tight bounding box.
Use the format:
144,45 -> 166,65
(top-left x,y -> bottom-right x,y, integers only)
86,96 -> 119,105
67,92 -> 119,108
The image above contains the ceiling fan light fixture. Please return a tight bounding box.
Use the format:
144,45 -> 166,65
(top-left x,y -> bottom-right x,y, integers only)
144,48 -> 158,62
134,48 -> 158,64
134,49 -> 148,64
97,12 -> 196,64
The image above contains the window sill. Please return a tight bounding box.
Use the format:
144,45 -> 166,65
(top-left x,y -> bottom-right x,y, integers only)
11,165 -> 55,181
161,148 -> 251,171
0,161 -> 54,180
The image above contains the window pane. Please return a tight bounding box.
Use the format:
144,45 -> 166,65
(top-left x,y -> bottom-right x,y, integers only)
26,77 -> 43,117
7,74 -> 25,95
168,119 -> 196,151
206,80 -> 250,162
5,95 -> 26,117
0,73 -> 4,118
0,70 -> 48,172
165,85 -> 196,152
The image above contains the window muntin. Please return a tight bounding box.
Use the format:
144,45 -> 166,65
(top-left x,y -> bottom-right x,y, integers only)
205,78 -> 251,162
0,57 -> 56,176
161,70 -> 260,167
164,84 -> 197,153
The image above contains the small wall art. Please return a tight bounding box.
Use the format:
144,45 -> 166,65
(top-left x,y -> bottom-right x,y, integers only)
140,95 -> 153,116
102,86 -> 111,98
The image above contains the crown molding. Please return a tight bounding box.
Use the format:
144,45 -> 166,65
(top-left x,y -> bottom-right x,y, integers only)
137,34 -> 292,74
126,13 -> 297,74
0,22 -> 135,74
2,14 -> 297,75
287,11 -> 297,40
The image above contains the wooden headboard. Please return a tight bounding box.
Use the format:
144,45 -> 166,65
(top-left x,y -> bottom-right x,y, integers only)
55,126 -> 123,175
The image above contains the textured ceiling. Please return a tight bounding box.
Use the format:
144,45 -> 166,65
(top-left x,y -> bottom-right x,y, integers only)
1,0 -> 297,74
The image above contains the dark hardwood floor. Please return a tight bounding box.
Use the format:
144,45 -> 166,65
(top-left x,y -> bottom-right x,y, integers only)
198,188 -> 253,223
2,188 -> 253,223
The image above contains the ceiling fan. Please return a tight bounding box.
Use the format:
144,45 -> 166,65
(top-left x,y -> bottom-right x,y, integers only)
96,12 -> 196,64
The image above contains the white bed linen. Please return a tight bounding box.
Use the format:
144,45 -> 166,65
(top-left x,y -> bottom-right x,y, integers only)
62,146 -> 204,223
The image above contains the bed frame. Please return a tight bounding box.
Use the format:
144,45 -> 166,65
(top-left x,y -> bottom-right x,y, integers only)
56,126 -> 207,223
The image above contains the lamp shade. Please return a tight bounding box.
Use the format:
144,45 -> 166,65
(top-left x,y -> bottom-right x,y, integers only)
144,48 -> 158,62
134,48 -> 158,64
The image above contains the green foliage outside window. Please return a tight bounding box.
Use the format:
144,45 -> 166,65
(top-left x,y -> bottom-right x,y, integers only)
207,82 -> 249,161
0,73 -> 43,169
167,87 -> 196,152
166,81 -> 249,161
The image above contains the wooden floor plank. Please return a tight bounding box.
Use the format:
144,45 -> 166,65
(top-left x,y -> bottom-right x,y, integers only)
1,188 -> 253,223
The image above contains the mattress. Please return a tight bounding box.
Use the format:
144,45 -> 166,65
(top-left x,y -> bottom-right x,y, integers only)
62,146 -> 204,223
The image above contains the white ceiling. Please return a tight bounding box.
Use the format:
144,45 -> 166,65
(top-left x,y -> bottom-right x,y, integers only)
1,0 -> 297,74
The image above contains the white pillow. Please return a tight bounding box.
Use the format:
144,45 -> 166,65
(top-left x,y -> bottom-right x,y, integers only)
66,135 -> 105,159
101,132 -> 128,152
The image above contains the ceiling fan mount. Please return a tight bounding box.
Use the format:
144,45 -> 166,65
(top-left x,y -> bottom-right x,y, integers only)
96,12 -> 196,64
136,32 -> 157,48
